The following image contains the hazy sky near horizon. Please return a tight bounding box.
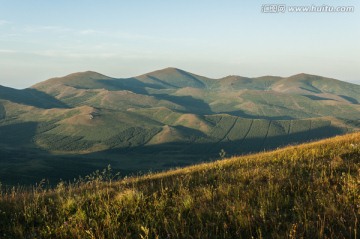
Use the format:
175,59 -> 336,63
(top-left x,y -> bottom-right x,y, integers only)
0,0 -> 359,88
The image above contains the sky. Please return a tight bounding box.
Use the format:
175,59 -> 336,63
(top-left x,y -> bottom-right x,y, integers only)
0,0 -> 359,88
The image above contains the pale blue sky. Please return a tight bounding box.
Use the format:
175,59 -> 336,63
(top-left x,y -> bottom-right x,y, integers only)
0,0 -> 359,88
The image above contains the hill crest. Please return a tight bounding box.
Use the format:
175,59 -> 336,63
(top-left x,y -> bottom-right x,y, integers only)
28,68 -> 359,91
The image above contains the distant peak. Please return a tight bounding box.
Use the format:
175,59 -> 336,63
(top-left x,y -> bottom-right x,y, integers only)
287,73 -> 318,79
30,71 -> 113,89
222,75 -> 249,80
164,67 -> 181,71
66,71 -> 111,79
153,67 -> 183,74
139,67 -> 188,77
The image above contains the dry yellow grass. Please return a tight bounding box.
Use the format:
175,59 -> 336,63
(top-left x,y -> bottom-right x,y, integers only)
0,132 -> 359,238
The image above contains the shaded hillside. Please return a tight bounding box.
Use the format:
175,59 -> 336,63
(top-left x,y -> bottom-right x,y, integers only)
0,85 -> 68,109
0,133 -> 359,238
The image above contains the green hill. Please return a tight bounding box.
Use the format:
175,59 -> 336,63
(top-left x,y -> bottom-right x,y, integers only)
0,68 -> 359,184
0,132 -> 359,238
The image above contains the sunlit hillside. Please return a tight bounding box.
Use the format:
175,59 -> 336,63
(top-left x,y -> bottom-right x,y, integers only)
1,69 -> 359,185
0,132 -> 359,238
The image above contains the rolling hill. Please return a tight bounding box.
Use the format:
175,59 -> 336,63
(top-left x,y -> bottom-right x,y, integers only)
1,132 -> 359,238
0,68 -> 359,184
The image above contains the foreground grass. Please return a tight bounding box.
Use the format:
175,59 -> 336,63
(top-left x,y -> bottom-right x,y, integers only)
0,133 -> 359,238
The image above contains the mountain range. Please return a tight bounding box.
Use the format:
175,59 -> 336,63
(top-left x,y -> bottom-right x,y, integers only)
0,67 -> 359,184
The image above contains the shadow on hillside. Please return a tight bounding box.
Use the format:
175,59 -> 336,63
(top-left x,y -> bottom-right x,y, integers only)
0,86 -> 68,109
172,125 -> 208,138
97,78 -> 165,95
24,89 -> 69,108
0,104 -> 5,119
0,122 -> 49,185
152,94 -> 213,114
97,75 -> 205,94
299,83 -> 322,93
219,110 -> 295,120
101,125 -> 346,167
339,95 -> 358,104
97,78 -> 213,114
302,95 -> 334,101
0,122 -> 113,186
138,74 -> 205,89
158,69 -> 206,88
0,122 -> 348,186
146,76 -> 179,88
303,93 -> 359,104
0,122 -> 38,146
172,69 -> 206,88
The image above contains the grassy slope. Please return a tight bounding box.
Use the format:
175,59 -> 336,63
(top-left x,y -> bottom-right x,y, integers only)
1,68 -> 359,185
26,70 -> 360,149
0,69 -> 358,183
1,99 -> 347,155
31,69 -> 360,120
0,98 -> 349,185
0,132 -> 359,238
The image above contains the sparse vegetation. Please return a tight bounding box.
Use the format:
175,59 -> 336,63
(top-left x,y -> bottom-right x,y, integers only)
0,133 -> 359,238
219,149 -> 226,158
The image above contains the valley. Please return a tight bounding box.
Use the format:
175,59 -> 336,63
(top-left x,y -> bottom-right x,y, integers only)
0,68 -> 359,184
